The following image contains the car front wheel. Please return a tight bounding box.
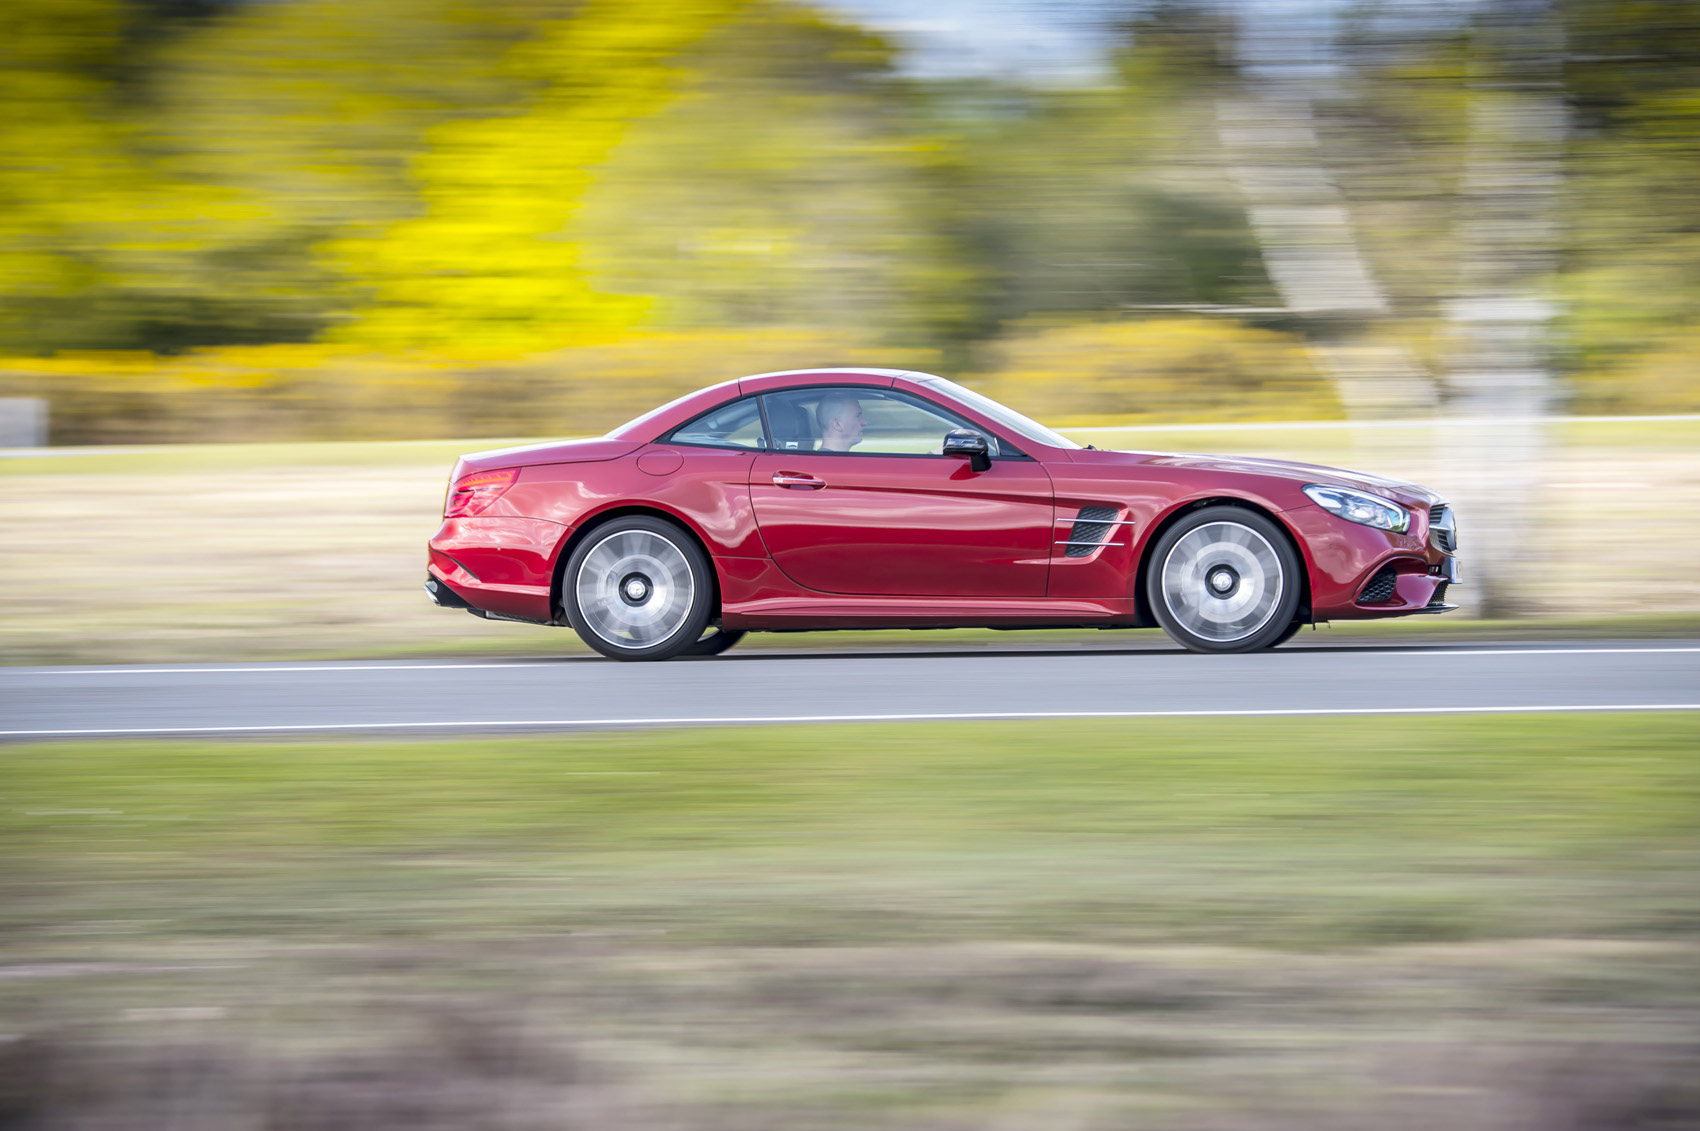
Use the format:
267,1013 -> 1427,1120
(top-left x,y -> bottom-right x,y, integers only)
564,516 -> 714,661
1147,506 -> 1303,654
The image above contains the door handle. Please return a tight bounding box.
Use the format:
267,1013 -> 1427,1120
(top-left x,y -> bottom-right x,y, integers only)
772,472 -> 826,490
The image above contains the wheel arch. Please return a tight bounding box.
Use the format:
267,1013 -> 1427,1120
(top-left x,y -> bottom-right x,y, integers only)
551,504 -> 725,624
1133,496 -> 1313,627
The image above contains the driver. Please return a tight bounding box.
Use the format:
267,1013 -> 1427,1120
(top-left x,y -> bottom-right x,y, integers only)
817,393 -> 865,452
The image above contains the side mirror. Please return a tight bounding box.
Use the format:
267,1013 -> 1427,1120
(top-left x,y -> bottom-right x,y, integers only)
942,428 -> 991,473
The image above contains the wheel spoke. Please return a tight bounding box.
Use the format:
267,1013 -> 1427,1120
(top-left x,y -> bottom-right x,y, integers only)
574,528 -> 696,648
1160,521 -> 1284,643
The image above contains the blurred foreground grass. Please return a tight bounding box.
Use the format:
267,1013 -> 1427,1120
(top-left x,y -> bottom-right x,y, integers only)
4,715 -> 1698,1128
4,417 -> 1700,664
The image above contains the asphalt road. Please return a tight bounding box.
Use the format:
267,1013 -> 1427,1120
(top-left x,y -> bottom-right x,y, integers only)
2,640 -> 1698,738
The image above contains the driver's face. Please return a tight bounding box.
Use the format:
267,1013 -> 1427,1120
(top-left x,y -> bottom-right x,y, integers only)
839,402 -> 865,445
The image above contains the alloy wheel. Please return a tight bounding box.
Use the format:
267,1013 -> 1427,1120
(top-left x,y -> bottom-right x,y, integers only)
573,527 -> 699,651
1158,519 -> 1288,646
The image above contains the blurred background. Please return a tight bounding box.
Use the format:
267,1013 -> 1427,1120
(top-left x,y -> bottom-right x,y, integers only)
3,2 -> 1699,1128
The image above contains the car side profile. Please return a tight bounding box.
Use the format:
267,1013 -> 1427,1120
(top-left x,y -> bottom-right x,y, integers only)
425,368 -> 1459,659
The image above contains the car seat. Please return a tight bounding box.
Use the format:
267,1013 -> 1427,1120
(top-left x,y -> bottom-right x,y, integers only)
767,400 -> 817,451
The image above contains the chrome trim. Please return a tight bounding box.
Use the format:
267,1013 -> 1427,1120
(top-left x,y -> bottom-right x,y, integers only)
1053,518 -> 1137,527
1056,539 -> 1121,547
1428,504 -> 1458,554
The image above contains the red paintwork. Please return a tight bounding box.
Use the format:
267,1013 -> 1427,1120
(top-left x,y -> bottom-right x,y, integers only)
749,452 -> 1054,596
427,368 -> 1458,631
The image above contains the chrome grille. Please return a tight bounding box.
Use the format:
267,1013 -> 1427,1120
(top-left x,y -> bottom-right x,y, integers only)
1065,505 -> 1119,558
1428,504 -> 1458,553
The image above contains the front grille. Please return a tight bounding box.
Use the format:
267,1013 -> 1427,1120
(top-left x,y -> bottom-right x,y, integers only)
1065,505 -> 1119,558
1428,504 -> 1457,553
1359,563 -> 1399,604
1429,581 -> 1450,605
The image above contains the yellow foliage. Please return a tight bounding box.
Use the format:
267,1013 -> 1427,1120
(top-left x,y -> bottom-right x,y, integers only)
0,331 -> 926,444
968,318 -> 1344,424
330,0 -> 747,353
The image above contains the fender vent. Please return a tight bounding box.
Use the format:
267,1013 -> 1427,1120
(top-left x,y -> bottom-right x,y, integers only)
1066,505 -> 1120,558
1359,563 -> 1399,604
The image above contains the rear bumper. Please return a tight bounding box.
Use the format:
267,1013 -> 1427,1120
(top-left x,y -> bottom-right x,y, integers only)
422,575 -> 475,610
427,515 -> 567,622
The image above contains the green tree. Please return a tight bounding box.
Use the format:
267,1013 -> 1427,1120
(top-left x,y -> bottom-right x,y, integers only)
146,0 -> 540,348
571,3 -> 974,351
0,0 -> 259,352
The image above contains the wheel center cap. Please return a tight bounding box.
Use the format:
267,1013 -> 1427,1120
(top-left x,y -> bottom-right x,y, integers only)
1207,567 -> 1239,596
619,573 -> 653,605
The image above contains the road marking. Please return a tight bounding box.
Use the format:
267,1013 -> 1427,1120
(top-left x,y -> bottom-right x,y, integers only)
3,702 -> 1697,738
1363,647 -> 1700,657
7,646 -> 1700,677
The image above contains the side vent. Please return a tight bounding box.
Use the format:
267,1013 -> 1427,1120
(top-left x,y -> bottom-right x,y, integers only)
1065,505 -> 1120,558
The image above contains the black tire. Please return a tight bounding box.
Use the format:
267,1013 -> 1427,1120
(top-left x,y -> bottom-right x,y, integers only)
1269,618 -> 1307,648
681,627 -> 745,656
1145,505 -> 1304,654
562,516 -> 714,661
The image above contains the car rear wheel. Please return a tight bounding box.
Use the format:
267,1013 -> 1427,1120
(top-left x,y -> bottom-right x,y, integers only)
1147,506 -> 1303,654
564,517 -> 714,661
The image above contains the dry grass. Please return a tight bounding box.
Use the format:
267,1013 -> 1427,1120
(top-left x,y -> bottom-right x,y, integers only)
4,944 -> 1697,1131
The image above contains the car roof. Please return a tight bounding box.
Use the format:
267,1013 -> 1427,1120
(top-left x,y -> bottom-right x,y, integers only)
606,368 -> 935,442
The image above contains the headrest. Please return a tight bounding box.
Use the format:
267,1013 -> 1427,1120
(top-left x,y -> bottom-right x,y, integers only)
768,401 -> 815,451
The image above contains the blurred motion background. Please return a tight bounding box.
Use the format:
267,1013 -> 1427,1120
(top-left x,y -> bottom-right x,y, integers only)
4,2 -> 1700,1128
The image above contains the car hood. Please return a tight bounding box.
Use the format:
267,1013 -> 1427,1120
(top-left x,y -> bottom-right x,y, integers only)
1077,448 -> 1445,509
455,437 -> 642,475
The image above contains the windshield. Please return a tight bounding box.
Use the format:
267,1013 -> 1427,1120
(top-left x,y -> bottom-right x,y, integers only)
918,377 -> 1081,450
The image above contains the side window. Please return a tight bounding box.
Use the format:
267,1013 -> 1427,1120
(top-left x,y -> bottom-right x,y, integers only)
762,387 -> 1007,457
666,397 -> 766,450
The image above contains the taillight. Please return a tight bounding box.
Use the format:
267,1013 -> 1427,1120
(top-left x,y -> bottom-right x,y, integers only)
444,467 -> 517,518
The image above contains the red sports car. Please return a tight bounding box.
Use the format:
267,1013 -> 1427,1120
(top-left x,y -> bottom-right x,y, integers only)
426,368 -> 1459,659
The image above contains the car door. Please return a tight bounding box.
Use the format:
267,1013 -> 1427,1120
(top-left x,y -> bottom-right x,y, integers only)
748,385 -> 1054,597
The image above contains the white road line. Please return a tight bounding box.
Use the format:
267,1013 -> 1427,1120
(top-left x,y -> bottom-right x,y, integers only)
4,703 -> 1698,738
1365,647 -> 1700,657
8,646 -> 1700,677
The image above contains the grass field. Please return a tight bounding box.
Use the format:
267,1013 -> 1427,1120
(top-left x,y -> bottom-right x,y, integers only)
5,714 -> 1697,1128
4,417 -> 1699,665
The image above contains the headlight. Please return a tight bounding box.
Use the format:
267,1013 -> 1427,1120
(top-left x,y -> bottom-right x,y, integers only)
1302,484 -> 1410,533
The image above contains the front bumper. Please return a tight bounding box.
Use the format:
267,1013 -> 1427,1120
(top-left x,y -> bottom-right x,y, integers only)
1286,503 -> 1460,619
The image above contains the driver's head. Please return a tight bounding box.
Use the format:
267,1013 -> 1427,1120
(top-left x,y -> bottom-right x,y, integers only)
817,393 -> 865,452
